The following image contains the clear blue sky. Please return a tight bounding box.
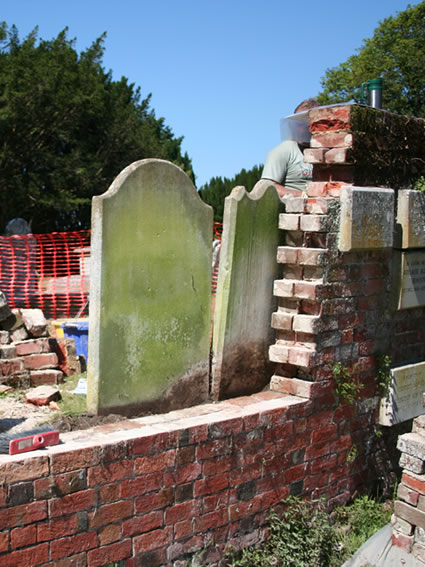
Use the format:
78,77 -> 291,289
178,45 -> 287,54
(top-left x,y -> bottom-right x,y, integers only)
1,0 -> 421,187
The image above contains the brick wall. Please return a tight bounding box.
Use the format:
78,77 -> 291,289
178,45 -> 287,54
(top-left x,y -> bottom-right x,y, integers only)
0,390 -> 376,566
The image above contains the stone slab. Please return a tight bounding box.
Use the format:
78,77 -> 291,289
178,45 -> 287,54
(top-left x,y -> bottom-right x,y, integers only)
395,250 -> 425,310
338,186 -> 394,252
379,361 -> 425,426
397,190 -> 425,249
211,181 -> 283,400
87,159 -> 213,415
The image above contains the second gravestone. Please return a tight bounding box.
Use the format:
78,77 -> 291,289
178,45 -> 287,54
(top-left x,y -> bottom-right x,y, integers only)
88,159 -> 213,415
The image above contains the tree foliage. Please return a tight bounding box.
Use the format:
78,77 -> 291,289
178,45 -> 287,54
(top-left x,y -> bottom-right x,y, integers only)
318,2 -> 425,118
0,24 -> 194,233
198,164 -> 263,223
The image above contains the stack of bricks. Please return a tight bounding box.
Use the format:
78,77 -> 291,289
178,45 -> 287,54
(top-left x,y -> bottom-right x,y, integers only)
0,292 -> 79,388
393,415 -> 425,564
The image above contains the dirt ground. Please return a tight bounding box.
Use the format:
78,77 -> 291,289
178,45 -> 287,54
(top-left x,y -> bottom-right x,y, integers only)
0,388 -> 127,439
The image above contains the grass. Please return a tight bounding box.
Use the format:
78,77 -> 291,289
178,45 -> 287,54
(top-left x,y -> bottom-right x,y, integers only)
55,372 -> 88,416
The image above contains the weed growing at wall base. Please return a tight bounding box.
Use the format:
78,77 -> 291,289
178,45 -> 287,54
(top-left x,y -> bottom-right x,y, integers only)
224,495 -> 392,567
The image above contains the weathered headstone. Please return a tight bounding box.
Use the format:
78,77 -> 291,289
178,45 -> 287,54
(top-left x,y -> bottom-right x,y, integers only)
211,181 -> 283,400
88,159 -> 213,415
338,186 -> 394,251
379,361 -> 425,426
394,250 -> 425,310
397,190 -> 425,249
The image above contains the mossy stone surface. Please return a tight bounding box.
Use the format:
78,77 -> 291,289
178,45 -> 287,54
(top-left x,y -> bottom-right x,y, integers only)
212,181 -> 284,399
88,159 -> 212,415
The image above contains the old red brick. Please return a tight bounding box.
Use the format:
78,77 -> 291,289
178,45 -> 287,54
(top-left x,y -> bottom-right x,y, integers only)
37,515 -> 80,542
134,450 -> 175,475
98,523 -> 121,546
50,532 -> 98,561
0,501 -> 46,530
0,543 -> 49,566
403,472 -> 425,496
87,539 -> 131,567
165,500 -> 200,526
120,471 -> 162,498
194,475 -> 229,497
134,487 -> 174,515
88,460 -> 132,486
133,526 -> 172,554
89,500 -> 133,529
10,524 -> 36,549
48,489 -> 96,518
122,511 -> 163,537
23,353 -> 58,370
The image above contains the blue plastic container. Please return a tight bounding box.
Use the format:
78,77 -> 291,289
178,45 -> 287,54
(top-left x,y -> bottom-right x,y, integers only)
61,320 -> 89,363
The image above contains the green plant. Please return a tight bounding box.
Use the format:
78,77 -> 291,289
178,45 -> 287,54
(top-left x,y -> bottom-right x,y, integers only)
413,176 -> 425,192
332,495 -> 392,560
376,354 -> 392,400
226,497 -> 338,567
346,444 -> 359,464
331,362 -> 363,405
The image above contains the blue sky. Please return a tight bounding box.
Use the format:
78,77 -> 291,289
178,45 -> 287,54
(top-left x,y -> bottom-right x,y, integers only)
1,0 -> 421,187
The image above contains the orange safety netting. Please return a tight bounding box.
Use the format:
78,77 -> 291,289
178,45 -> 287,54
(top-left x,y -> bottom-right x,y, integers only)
0,231 -> 91,320
0,223 -> 224,322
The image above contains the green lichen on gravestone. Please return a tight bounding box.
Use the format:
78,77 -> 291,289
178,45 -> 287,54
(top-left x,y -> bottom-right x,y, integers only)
88,159 -> 213,415
211,181 -> 284,400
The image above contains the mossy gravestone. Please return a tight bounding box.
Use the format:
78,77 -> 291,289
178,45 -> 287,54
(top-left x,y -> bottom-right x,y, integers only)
87,159 -> 213,415
211,181 -> 283,400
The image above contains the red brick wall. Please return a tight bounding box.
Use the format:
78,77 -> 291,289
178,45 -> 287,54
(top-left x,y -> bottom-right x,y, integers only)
0,390 -> 374,566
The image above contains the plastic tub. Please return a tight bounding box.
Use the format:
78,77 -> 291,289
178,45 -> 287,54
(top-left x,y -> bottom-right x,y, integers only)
61,320 -> 89,363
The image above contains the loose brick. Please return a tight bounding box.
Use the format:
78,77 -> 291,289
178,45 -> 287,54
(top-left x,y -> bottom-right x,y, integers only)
271,312 -> 293,331
279,213 -> 300,231
398,483 -> 419,506
30,369 -> 63,386
303,148 -> 328,163
23,353 -> 58,370
0,358 -> 25,375
400,452 -> 425,475
15,339 -> 51,356
393,529 -> 414,552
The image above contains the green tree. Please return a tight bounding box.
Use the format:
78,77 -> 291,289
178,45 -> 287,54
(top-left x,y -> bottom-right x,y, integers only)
318,2 -> 425,118
0,24 -> 194,233
198,164 -> 263,223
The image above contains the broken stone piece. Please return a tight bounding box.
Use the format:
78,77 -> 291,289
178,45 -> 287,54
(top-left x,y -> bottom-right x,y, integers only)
25,385 -> 61,406
2,309 -> 25,332
21,309 -> 48,338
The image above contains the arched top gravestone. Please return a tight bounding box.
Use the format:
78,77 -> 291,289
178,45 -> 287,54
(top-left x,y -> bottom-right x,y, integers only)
87,159 -> 213,415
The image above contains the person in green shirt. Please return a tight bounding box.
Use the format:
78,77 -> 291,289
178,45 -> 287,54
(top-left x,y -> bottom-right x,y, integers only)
261,98 -> 320,197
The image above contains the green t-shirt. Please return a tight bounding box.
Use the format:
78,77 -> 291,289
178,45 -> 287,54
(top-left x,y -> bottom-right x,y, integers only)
261,141 -> 312,192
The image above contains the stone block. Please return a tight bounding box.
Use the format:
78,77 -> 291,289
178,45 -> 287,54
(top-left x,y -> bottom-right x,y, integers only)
395,501 -> 425,530
394,250 -> 425,310
400,452 -> 425,475
1,309 -> 24,332
379,361 -> 425,426
88,159 -> 213,415
398,433 -> 425,461
338,186 -> 394,252
397,190 -> 425,248
211,182 -> 283,399
0,344 -> 16,359
21,309 -> 48,337
10,326 -> 29,342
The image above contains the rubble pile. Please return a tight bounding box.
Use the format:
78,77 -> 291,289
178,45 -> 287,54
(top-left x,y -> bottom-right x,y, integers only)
0,291 -> 80,389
